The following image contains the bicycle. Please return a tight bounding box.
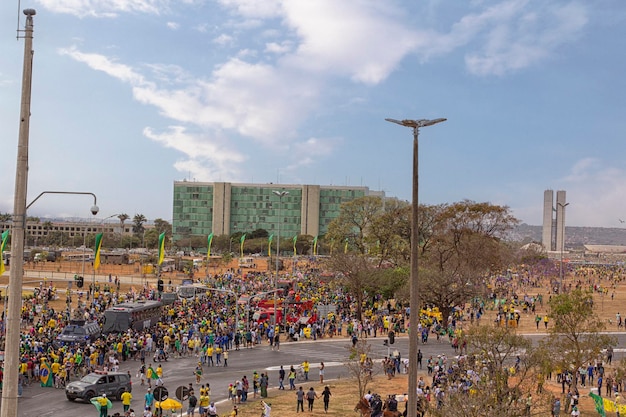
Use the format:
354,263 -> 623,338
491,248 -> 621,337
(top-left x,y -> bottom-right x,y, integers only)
296,366 -> 306,382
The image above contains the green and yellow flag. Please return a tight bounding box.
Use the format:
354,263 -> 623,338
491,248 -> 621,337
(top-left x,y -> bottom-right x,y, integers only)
0,230 -> 9,275
158,232 -> 166,265
240,234 -> 246,257
39,360 -> 53,387
312,236 -> 318,256
268,234 -> 274,256
93,233 -> 104,270
292,235 -> 297,256
207,233 -> 214,257
344,238 -> 349,254
590,392 -> 606,417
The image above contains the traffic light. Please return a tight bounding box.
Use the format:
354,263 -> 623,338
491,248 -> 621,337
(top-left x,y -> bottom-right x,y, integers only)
388,330 -> 395,345
157,279 -> 164,292
76,276 -> 84,288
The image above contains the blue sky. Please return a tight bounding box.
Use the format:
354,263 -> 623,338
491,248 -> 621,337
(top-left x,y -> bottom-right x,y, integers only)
1,0 -> 625,228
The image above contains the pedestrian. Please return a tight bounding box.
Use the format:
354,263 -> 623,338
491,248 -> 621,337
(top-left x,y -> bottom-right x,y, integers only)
552,398 -> 561,417
194,362 -> 203,384
121,388 -> 132,413
144,389 -> 154,411
223,349 -> 229,367
261,401 -> 271,417
306,387 -> 319,412
301,360 -> 310,381
321,386 -> 332,413
260,373 -> 268,398
319,362 -> 325,384
296,387 -> 305,412
187,391 -> 198,417
207,401 -> 218,417
96,394 -> 108,417
278,366 -> 285,390
289,367 -> 296,390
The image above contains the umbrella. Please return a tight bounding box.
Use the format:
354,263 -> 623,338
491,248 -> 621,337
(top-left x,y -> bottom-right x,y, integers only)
90,396 -> 113,411
155,398 -> 183,410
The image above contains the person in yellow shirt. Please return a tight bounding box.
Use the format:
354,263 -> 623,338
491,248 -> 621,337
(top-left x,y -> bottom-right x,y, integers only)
301,360 -> 310,381
120,388 -> 132,412
96,394 -> 109,417
198,393 -> 210,416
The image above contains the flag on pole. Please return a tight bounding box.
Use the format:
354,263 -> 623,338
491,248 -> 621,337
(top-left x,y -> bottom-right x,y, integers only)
240,234 -> 246,257
344,238 -> 349,254
207,233 -> 214,257
292,235 -> 297,256
312,236 -> 318,256
268,234 -> 274,256
0,230 -> 9,275
158,232 -> 166,265
93,233 -> 104,270
330,239 -> 335,255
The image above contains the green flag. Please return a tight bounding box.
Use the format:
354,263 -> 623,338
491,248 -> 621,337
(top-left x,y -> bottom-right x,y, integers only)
344,238 -> 349,254
312,236 -> 318,256
292,235 -> 297,256
590,392 -> 606,417
207,233 -> 214,258
0,230 -> 9,275
268,234 -> 274,256
93,233 -> 104,270
240,234 -> 246,257
158,232 -> 166,265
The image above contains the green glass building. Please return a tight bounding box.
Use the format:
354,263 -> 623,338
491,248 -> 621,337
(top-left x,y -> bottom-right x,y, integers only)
172,181 -> 384,242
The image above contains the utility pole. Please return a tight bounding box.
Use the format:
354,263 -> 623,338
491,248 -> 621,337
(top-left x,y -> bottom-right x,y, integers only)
2,9 -> 36,417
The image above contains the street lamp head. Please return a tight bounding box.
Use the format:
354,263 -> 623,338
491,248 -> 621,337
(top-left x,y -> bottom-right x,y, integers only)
273,190 -> 289,197
385,117 -> 447,129
90,205 -> 99,216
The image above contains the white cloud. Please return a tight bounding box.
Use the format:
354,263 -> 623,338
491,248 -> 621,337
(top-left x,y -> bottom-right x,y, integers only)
213,34 -> 235,46
37,0 -> 168,17
166,21 -> 179,30
265,41 -> 292,55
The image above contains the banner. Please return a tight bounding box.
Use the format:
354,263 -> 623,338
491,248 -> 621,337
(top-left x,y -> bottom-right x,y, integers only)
293,235 -> 297,256
0,230 -> 9,275
240,234 -> 246,258
590,392 -> 607,417
344,238 -> 349,254
207,233 -> 214,258
312,236 -> 318,256
93,233 -> 104,270
268,234 -> 274,256
158,232 -> 166,265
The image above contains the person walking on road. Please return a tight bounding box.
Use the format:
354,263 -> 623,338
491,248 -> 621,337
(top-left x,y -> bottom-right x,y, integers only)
319,362 -> 325,384
288,367 -> 296,390
121,388 -> 132,413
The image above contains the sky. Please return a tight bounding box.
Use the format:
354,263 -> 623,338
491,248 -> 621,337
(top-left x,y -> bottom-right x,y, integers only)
1,0 -> 625,228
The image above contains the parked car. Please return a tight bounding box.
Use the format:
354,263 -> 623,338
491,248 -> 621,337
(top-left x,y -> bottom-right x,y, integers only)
54,319 -> 101,348
65,371 -> 131,402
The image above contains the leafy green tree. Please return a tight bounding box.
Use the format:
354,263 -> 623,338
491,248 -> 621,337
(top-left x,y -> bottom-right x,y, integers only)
539,289 -> 616,387
324,253 -> 376,321
326,196 -> 383,255
153,218 -> 172,235
419,200 -> 518,326
132,214 -> 147,236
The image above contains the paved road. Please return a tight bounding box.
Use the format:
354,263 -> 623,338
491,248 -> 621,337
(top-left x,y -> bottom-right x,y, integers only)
9,335 -> 458,417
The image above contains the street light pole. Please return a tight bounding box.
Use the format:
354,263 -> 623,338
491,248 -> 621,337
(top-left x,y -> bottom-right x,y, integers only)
272,191 -> 289,329
386,117 -> 446,417
557,202 -> 569,294
2,10 -> 36,417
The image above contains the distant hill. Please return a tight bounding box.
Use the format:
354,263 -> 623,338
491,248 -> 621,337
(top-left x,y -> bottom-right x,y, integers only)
510,224 -> 626,248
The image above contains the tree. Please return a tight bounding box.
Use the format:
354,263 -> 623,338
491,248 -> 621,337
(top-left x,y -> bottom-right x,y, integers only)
368,198 -> 411,266
132,214 -> 147,236
117,213 -> 129,230
153,218 -> 172,235
539,289 -> 616,387
326,196 -> 384,255
419,201 -> 518,326
323,253 -> 377,322
344,339 -> 375,399
429,326 -> 551,417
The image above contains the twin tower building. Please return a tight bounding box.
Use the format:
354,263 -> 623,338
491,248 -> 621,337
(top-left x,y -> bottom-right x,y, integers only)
542,189 -> 568,253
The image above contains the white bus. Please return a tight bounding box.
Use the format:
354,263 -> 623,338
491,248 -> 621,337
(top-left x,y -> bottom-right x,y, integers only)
176,283 -> 210,301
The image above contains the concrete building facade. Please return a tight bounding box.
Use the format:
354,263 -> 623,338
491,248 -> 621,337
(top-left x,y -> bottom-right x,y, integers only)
172,181 -> 384,242
542,189 -> 567,252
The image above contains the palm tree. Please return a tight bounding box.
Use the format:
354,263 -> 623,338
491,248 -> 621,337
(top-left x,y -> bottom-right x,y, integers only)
117,213 -> 129,232
132,214 -> 147,236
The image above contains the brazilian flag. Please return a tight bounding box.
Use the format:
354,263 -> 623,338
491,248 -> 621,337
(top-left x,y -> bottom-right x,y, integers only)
590,392 -> 606,417
40,361 -> 53,387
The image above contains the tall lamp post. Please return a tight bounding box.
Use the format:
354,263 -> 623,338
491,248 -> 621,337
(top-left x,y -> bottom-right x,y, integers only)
385,117 -> 446,417
272,190 -> 289,328
557,202 -> 569,294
